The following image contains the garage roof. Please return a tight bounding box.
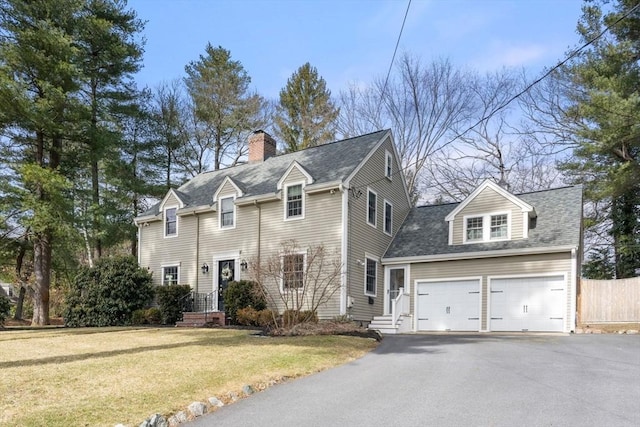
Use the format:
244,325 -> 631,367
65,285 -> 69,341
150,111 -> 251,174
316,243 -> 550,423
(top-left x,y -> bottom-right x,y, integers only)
384,185 -> 582,259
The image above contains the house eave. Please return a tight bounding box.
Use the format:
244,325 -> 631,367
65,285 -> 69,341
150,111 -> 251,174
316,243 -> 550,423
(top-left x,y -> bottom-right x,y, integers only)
382,245 -> 578,265
305,180 -> 342,194
177,204 -> 216,216
235,192 -> 281,206
133,214 -> 161,225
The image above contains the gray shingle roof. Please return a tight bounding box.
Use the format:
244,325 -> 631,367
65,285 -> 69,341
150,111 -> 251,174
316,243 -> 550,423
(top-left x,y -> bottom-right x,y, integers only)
139,130 -> 389,217
384,185 -> 583,259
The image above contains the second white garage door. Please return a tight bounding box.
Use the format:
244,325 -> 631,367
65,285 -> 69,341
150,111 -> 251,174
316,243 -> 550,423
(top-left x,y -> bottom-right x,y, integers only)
417,279 -> 480,331
490,275 -> 566,332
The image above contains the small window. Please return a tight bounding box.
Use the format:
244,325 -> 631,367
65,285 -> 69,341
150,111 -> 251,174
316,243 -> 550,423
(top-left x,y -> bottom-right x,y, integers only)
162,266 -> 178,286
367,189 -> 377,227
165,208 -> 177,236
490,214 -> 508,239
466,217 -> 483,241
220,197 -> 235,228
286,184 -> 303,219
283,254 -> 305,290
365,257 -> 377,296
384,200 -> 393,235
385,150 -> 393,179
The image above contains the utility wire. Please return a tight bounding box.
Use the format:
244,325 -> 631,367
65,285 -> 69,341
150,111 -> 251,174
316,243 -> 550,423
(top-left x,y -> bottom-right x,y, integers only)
353,1 -> 640,195
379,0 -> 411,103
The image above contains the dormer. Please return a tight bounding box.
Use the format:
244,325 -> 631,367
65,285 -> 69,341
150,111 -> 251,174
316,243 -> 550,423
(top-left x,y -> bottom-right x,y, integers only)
159,189 -> 187,238
445,180 -> 536,245
213,177 -> 244,230
277,161 -> 314,221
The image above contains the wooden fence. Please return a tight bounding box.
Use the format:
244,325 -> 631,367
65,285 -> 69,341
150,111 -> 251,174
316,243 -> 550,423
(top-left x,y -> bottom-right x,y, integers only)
579,277 -> 640,324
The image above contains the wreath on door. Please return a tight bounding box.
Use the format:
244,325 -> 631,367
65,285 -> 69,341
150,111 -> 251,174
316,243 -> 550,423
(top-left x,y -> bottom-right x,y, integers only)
220,265 -> 233,281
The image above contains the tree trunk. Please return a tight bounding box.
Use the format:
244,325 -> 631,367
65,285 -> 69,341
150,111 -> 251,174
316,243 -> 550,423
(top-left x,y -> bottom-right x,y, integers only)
32,234 -> 51,325
91,79 -> 102,259
13,286 -> 26,320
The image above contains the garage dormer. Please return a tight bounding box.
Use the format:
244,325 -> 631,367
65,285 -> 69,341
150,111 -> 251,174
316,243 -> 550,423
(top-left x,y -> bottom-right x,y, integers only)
444,180 -> 536,245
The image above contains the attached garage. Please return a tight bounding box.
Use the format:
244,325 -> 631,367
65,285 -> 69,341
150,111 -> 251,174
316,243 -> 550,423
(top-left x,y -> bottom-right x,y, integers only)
417,279 -> 480,331
489,275 -> 566,332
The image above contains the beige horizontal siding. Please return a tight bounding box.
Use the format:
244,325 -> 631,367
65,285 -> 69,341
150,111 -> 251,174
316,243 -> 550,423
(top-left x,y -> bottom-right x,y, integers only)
409,252 -> 573,331
347,136 -> 411,322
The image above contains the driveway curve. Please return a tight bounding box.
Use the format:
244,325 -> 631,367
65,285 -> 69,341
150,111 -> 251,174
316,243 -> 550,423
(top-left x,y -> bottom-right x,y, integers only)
187,334 -> 640,427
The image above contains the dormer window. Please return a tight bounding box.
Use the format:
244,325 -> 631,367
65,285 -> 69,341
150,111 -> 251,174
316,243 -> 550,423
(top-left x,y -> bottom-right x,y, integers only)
220,196 -> 235,228
165,207 -> 177,237
490,214 -> 508,239
466,217 -> 483,241
464,212 -> 510,243
286,183 -> 304,219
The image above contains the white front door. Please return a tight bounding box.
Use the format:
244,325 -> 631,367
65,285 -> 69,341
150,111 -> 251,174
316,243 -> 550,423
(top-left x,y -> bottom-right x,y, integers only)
490,275 -> 565,332
416,279 -> 480,331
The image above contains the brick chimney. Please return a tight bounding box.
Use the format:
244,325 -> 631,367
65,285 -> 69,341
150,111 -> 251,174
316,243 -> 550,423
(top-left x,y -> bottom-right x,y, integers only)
248,130 -> 276,163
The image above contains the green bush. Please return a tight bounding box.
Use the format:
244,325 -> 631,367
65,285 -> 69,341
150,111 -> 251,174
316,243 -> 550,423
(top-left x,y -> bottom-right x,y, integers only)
223,280 -> 266,324
156,284 -> 192,325
145,307 -> 162,324
63,256 -> 155,327
131,309 -> 147,325
131,307 -> 163,325
0,293 -> 10,326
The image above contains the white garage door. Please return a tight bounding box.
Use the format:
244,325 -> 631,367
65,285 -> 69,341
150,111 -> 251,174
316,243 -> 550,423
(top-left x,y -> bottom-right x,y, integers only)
417,280 -> 480,331
490,276 -> 565,332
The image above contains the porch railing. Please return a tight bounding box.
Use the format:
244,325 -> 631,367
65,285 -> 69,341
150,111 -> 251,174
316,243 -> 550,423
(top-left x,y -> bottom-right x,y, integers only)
180,291 -> 215,320
391,287 -> 410,327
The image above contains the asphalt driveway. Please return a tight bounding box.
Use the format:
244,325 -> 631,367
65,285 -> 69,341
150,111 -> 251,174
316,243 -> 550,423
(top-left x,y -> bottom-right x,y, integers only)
188,334 -> 640,427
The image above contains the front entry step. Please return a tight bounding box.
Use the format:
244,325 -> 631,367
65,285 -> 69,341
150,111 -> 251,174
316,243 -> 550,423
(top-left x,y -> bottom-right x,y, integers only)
176,312 -> 225,327
368,315 -> 411,335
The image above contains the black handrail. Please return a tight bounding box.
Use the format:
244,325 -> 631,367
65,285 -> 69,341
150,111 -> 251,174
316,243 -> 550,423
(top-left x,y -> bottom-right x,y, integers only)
180,291 -> 216,323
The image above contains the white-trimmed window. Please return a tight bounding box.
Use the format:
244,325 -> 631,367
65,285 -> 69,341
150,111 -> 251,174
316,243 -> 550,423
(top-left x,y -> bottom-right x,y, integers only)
165,207 -> 177,237
385,150 -> 393,179
282,253 -> 305,290
490,214 -> 508,239
384,200 -> 393,235
466,216 -> 483,241
367,189 -> 377,227
285,183 -> 304,219
464,212 -> 510,243
365,257 -> 377,296
220,196 -> 235,228
162,265 -> 179,286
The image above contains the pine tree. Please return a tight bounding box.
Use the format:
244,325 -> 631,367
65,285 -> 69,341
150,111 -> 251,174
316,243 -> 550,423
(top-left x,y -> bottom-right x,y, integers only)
184,44 -> 264,170
560,0 -> 640,278
275,62 -> 339,152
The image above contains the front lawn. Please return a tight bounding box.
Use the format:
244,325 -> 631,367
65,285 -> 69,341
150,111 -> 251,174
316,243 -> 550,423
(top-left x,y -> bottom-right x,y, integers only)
0,327 -> 377,426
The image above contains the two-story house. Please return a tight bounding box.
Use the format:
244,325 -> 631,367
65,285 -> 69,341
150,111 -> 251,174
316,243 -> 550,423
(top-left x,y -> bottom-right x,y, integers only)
134,129 -> 412,324
376,180 -> 582,333
135,130 -> 583,333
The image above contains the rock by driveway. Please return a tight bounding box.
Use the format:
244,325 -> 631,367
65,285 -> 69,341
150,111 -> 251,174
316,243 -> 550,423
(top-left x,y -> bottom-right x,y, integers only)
187,334 -> 640,427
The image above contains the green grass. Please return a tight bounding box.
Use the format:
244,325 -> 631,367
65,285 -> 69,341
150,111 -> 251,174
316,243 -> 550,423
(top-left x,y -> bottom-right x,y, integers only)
0,327 -> 377,426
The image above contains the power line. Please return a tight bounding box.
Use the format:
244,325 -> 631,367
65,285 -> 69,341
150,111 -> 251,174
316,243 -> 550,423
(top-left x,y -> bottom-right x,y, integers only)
354,1 -> 640,195
379,0 -> 411,103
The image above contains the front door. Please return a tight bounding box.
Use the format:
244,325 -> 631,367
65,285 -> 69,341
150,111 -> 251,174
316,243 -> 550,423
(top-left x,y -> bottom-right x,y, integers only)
387,268 -> 405,313
217,260 -> 235,311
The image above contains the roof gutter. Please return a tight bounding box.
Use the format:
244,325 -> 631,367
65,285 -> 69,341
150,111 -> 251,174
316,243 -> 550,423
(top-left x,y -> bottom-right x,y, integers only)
133,214 -> 161,225
382,245 -> 579,265
235,192 -> 281,206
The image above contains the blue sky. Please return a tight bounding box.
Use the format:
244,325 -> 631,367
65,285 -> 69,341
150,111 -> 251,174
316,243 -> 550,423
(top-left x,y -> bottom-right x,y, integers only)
129,0 -> 585,99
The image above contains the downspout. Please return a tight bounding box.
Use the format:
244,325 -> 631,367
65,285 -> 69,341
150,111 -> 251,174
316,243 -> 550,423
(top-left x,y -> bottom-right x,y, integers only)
195,214 -> 200,293
254,200 -> 261,261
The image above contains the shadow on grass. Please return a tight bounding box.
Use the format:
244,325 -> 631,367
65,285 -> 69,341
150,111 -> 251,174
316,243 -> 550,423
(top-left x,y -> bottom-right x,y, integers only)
0,328 -> 374,369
